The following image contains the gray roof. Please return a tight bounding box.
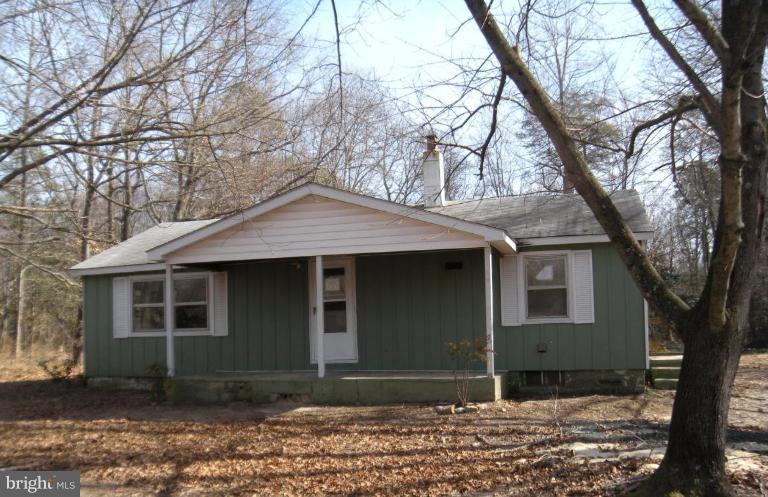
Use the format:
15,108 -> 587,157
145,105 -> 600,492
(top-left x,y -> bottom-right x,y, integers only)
70,220 -> 217,272
71,189 -> 652,273
428,190 -> 652,241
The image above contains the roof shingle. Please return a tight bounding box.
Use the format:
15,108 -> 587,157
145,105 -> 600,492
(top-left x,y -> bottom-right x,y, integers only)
70,220 -> 217,272
427,189 -> 652,241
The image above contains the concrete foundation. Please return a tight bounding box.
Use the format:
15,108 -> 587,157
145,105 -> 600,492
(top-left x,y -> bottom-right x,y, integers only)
508,369 -> 646,395
88,372 -> 506,405
87,369 -> 644,403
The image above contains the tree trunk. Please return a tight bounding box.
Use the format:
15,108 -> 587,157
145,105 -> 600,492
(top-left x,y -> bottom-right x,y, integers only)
631,315 -> 742,496
120,162 -> 133,241
71,306 -> 83,364
15,265 -> 30,359
462,2 -> 768,496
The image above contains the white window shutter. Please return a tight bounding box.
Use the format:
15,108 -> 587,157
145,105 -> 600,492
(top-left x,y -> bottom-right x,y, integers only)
212,271 -> 229,336
112,277 -> 131,338
500,255 -> 520,326
571,250 -> 595,324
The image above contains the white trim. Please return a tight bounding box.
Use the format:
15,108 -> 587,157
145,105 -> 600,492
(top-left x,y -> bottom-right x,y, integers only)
520,251 -> 571,323
570,250 -> 595,324
112,277 -> 131,338
518,232 -> 653,246
315,255 -> 325,378
502,234 -> 517,252
309,256 -> 359,364
146,183 -> 514,260
211,272 -> 229,336
163,240 -> 491,265
483,247 -> 495,377
499,255 -> 520,326
644,299 -> 650,369
164,265 -> 175,377
124,271 -> 214,337
512,249 -> 595,325
71,263 -> 165,277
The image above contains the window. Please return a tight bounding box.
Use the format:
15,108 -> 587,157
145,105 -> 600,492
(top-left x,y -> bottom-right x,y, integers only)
132,279 -> 165,332
323,267 -> 347,333
524,255 -> 568,319
130,275 -> 209,333
499,250 -> 593,326
174,277 -> 208,330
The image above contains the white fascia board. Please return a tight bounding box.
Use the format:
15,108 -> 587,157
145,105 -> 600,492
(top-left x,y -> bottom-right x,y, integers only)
490,235 -> 517,254
147,183 -> 511,260
163,239 -> 490,265
518,231 -> 653,247
146,185 -> 314,260
69,263 -> 165,277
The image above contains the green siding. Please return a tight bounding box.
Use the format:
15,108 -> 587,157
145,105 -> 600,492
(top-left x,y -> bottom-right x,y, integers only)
351,250 -> 486,370
83,245 -> 646,377
83,274 -> 166,377
493,244 -> 647,371
83,260 -> 310,377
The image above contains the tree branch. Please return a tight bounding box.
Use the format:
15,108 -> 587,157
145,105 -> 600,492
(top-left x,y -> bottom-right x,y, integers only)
478,73 -> 505,179
672,0 -> 730,64
465,0 -> 690,325
631,0 -> 722,136
626,98 -> 699,159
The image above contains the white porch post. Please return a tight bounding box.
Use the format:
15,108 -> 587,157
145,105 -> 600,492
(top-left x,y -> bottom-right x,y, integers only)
315,255 -> 325,378
164,264 -> 175,377
483,246 -> 495,378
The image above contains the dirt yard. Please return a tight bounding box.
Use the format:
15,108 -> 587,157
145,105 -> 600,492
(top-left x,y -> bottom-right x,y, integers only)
0,355 -> 766,497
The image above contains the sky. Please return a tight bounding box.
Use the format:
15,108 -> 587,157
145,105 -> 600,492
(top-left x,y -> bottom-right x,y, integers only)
285,0 -> 659,98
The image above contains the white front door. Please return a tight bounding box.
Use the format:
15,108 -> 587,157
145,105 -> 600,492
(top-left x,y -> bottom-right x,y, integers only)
309,257 -> 358,363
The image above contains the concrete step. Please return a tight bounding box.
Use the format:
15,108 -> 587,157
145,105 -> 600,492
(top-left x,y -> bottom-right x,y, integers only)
649,355 -> 683,367
651,367 -> 681,379
653,378 -> 678,390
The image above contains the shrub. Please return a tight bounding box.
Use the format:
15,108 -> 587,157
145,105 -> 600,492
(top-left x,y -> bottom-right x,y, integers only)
144,363 -> 168,401
446,337 -> 487,407
37,358 -> 77,382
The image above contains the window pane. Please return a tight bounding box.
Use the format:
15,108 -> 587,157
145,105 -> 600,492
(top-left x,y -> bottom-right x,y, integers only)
175,277 -> 207,303
175,305 -> 208,329
323,268 -> 345,300
133,280 -> 164,304
133,307 -> 164,331
527,288 -> 568,318
324,301 -> 346,333
526,257 -> 566,286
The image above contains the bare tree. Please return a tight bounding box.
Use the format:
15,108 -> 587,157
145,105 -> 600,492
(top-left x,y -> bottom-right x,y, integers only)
464,1 -> 767,495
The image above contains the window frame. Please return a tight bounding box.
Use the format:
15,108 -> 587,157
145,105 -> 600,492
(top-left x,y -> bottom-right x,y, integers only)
520,251 -> 573,324
128,272 -> 213,337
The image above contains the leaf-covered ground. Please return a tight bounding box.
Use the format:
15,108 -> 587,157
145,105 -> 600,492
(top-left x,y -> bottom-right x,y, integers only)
0,354 -> 765,496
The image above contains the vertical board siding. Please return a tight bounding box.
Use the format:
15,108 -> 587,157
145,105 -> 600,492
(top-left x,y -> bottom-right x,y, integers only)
83,260 -> 310,377
83,274 -> 165,377
83,244 -> 645,377
353,250 -> 486,371
493,243 -> 647,371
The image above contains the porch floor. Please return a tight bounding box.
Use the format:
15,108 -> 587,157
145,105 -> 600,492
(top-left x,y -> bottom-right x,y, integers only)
169,371 -> 506,404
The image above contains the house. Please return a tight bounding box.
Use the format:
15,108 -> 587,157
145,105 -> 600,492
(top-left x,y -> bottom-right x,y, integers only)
70,142 -> 653,404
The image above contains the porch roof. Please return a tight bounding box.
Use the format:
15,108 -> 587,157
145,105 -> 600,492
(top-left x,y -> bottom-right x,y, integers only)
69,183 -> 652,276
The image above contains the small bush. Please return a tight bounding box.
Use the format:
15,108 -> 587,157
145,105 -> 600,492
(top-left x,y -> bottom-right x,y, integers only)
37,358 -> 77,382
446,337 -> 487,407
145,363 -> 168,401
